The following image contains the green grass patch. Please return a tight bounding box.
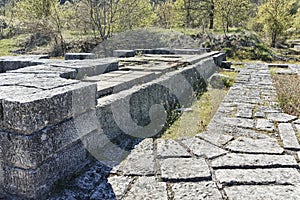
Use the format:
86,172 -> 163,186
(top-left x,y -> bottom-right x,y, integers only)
160,88 -> 228,140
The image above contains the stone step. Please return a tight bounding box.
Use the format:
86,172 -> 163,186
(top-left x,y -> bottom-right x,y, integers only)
84,71 -> 157,98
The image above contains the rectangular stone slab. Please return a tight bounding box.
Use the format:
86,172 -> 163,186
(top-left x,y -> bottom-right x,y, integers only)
1,82 -> 96,134
0,110 -> 99,169
160,157 -> 211,181
211,153 -> 298,169
215,168 -> 300,186
278,123 -> 300,150
224,185 -> 300,200
2,140 -> 89,199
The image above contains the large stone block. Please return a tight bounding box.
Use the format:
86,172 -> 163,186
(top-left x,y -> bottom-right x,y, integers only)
0,110 -> 99,169
1,82 -> 97,134
2,141 -> 89,199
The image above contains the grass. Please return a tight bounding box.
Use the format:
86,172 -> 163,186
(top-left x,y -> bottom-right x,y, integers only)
161,88 -> 228,140
160,67 -> 239,140
272,74 -> 300,118
0,36 -> 21,56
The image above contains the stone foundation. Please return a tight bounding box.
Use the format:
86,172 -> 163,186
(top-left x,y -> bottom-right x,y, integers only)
0,49 -> 225,199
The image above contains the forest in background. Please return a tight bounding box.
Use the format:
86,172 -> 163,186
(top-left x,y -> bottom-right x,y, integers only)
0,0 -> 299,57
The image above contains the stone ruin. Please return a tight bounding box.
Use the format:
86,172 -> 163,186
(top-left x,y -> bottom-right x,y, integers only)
0,48 -> 226,199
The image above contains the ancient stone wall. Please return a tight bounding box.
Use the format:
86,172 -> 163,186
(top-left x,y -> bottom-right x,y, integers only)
0,49 -> 225,199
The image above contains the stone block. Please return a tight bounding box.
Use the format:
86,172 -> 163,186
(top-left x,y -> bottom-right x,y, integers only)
160,157 -> 211,181
113,50 -> 136,57
278,123 -> 300,150
224,185 -> 300,200
2,141 -> 89,199
124,177 -> 167,200
216,168 -> 300,186
226,137 -> 283,154
1,82 -> 97,134
65,53 -> 95,60
0,110 -> 99,169
156,139 -> 190,158
181,137 -> 227,159
172,182 -> 222,200
211,153 -> 298,169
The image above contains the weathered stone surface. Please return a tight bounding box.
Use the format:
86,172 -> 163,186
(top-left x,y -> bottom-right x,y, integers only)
216,168 -> 300,186
226,137 -> 283,154
8,65 -> 77,79
65,53 -> 95,60
1,82 -> 97,134
236,105 -> 254,119
267,113 -> 298,122
172,182 -> 222,200
181,137 -> 227,159
294,119 -> 300,124
209,73 -> 230,89
160,158 -> 211,181
224,185 -> 300,200
124,177 -> 167,200
122,139 -> 155,176
107,176 -> 133,199
211,153 -> 298,169
256,119 -> 275,132
0,111 -> 99,169
113,50 -> 136,58
222,117 -> 255,129
196,132 -> 233,147
3,141 -> 89,199
156,139 -> 190,158
278,123 -> 300,150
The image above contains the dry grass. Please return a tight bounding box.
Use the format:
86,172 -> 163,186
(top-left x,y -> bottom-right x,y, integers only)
273,74 -> 300,118
160,88 -> 228,140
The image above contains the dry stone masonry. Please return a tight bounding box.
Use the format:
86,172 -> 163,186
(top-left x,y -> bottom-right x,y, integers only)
0,48 -> 226,199
47,63 -> 300,199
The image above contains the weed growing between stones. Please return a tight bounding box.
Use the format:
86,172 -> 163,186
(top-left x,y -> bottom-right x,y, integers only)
160,88 -> 228,140
160,69 -> 238,140
272,74 -> 300,118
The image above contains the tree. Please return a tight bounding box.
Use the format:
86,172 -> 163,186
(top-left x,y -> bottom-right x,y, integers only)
215,0 -> 251,33
16,0 -> 66,54
255,0 -> 295,47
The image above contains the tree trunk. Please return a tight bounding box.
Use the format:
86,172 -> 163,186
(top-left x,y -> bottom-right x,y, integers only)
209,3 -> 214,29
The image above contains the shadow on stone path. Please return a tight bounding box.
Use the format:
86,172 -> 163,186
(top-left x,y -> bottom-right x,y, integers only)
49,63 -> 300,200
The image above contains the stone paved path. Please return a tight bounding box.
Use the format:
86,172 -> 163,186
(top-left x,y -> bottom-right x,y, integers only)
50,63 -> 300,199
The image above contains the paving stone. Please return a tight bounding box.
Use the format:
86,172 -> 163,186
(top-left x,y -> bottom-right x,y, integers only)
256,119 -> 275,132
216,168 -> 300,186
160,158 -> 211,181
107,176 -> 133,199
220,126 -> 269,139
226,137 -> 283,154
172,182 -> 222,200
124,177 -> 167,200
211,153 -> 298,169
122,139 -> 155,176
223,117 -> 255,129
224,185 -> 300,200
267,113 -> 298,122
235,105 -> 253,119
278,123 -> 300,150
196,131 -> 234,147
181,137 -> 227,159
156,139 -> 190,158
